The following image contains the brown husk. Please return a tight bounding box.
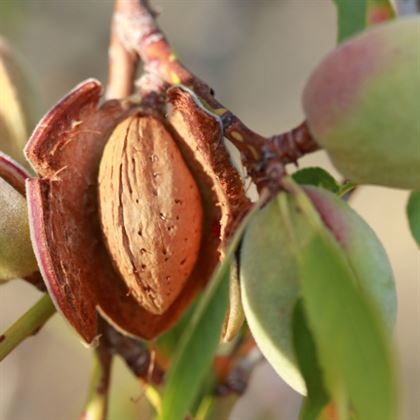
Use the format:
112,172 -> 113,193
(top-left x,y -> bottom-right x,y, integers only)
25,80 -> 250,344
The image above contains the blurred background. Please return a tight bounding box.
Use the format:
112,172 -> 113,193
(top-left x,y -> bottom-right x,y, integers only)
0,0 -> 418,419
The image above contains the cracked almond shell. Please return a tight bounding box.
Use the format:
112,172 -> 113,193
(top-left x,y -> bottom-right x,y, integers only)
25,79 -> 249,343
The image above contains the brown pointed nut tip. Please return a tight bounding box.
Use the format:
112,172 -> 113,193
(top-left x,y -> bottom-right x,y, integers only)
24,79 -> 250,344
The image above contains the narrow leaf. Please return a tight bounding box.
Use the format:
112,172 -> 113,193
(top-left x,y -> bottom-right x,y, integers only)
292,167 -> 339,194
160,199 -> 263,420
292,299 -> 330,420
407,191 -> 420,247
286,189 -> 397,420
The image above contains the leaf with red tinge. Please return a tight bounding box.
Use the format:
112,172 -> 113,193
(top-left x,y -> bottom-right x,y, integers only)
366,0 -> 396,25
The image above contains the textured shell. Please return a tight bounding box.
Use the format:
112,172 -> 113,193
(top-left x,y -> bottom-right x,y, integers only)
98,114 -> 203,314
303,17 -> 420,189
240,186 -> 396,394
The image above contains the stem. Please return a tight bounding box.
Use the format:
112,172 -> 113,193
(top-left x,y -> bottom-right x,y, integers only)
143,384 -> 162,416
0,294 -> 56,362
102,322 -> 164,385
80,344 -> 113,420
106,0 -> 139,99
112,0 -> 319,190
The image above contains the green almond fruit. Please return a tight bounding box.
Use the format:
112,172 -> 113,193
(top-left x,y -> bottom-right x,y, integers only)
240,185 -> 396,394
303,17 -> 420,190
0,177 -> 37,282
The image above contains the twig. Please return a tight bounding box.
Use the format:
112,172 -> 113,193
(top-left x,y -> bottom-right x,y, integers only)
80,344 -> 113,420
106,0 -> 139,99
112,0 -> 319,191
0,294 -> 56,362
102,322 -> 164,385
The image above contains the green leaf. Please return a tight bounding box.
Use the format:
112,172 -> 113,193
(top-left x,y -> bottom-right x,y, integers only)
284,187 -> 398,420
337,181 -> 357,198
292,299 -> 330,420
160,200 -> 263,420
154,298 -> 198,362
407,191 -> 420,247
333,0 -> 367,43
332,0 -> 395,43
292,167 -> 339,194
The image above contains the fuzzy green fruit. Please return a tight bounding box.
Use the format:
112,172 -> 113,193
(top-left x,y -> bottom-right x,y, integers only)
303,17 -> 420,190
0,176 -> 37,281
240,186 -> 396,394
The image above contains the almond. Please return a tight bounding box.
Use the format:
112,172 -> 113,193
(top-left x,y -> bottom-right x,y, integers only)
98,114 -> 203,314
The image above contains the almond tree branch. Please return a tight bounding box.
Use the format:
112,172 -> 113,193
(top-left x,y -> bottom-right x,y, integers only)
112,0 -> 319,190
0,294 -> 56,361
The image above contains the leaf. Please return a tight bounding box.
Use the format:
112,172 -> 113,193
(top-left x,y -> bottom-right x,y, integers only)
366,0 -> 396,25
160,199 -> 263,420
333,0 -> 367,43
284,186 -> 398,420
332,0 -> 395,43
337,181 -> 357,198
292,299 -> 330,420
292,167 -> 339,194
154,299 -> 198,364
407,191 -> 420,247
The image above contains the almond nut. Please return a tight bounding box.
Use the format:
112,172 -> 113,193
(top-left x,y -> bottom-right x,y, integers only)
98,114 -> 203,314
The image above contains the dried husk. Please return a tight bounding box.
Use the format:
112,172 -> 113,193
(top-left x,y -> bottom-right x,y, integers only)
221,259 -> 245,343
25,80 -> 250,343
0,152 -> 28,195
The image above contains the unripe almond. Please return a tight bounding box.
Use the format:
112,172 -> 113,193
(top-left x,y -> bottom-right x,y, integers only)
98,114 -> 203,314
240,185 -> 396,394
0,153 -> 37,281
303,17 -> 420,189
